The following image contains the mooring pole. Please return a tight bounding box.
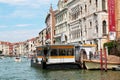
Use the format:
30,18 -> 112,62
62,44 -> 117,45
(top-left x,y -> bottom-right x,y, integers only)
104,48 -> 107,72
100,48 -> 103,71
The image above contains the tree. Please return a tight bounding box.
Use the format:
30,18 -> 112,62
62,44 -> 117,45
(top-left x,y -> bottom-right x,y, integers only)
104,41 -> 120,57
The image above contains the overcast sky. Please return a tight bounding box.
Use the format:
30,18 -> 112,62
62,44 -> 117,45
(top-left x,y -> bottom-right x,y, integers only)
0,0 -> 58,42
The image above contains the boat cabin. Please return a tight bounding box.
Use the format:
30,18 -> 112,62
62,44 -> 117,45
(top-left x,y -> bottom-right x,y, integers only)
75,44 -> 96,62
36,44 -> 75,64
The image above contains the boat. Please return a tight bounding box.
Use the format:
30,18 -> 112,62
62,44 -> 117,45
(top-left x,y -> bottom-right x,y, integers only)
31,44 -> 81,69
83,59 -> 120,70
0,54 -> 4,59
23,56 -> 27,58
112,65 -> 120,71
15,57 -> 21,62
75,44 -> 120,70
83,55 -> 120,70
0,56 -> 4,59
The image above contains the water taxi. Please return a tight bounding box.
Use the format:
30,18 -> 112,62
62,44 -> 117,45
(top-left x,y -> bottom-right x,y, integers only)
31,44 -> 81,69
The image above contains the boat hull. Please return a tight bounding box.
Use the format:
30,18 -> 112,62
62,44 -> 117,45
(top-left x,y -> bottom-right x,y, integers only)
83,59 -> 120,70
46,62 -> 81,69
31,59 -> 81,69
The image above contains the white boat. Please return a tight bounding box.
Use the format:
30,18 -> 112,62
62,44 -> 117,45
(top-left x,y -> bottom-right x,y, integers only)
23,56 -> 27,58
15,57 -> 21,62
0,56 -> 4,59
83,55 -> 120,70
83,59 -> 120,70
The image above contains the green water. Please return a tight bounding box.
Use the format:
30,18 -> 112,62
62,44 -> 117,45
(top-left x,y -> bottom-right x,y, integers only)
0,57 -> 120,80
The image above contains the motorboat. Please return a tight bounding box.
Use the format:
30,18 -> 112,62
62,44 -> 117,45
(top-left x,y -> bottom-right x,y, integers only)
15,57 -> 21,62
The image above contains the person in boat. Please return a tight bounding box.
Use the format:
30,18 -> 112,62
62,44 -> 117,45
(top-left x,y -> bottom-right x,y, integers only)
35,58 -> 39,63
89,51 -> 93,60
93,51 -> 99,59
42,49 -> 48,62
79,49 -> 87,62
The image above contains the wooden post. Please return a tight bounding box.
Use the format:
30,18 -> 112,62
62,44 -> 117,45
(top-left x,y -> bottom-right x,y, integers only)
100,49 -> 103,71
104,48 -> 107,71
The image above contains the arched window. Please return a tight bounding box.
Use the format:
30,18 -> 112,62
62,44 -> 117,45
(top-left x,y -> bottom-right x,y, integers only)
96,21 -> 98,33
85,5 -> 87,12
89,0 -> 91,4
81,29 -> 82,37
96,0 -> 98,8
84,25 -> 87,38
81,7 -> 82,14
102,20 -> 107,35
102,0 -> 106,10
90,21 -> 92,28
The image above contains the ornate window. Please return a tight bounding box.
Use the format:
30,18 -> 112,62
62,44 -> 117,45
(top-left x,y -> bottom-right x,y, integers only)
84,25 -> 87,38
71,5 -> 80,20
89,0 -> 91,4
102,20 -> 107,35
90,21 -> 92,28
96,0 -> 98,8
85,4 -> 87,12
81,7 -> 82,14
102,0 -> 106,10
96,21 -> 98,33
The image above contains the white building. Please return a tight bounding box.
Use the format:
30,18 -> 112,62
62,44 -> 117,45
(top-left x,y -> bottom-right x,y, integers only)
26,38 -> 36,55
0,41 -> 10,55
39,28 -> 47,45
55,0 -> 109,50
18,42 -> 24,56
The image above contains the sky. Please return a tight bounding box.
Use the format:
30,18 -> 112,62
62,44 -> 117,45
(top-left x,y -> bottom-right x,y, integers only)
0,0 -> 58,43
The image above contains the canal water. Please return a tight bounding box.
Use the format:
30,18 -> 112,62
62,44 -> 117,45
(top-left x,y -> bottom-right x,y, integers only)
0,57 -> 120,80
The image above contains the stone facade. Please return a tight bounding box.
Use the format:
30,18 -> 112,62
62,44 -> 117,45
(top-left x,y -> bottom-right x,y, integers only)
55,0 -> 68,44
39,28 -> 47,45
34,37 -> 40,47
54,0 -> 109,50
0,41 -> 12,56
